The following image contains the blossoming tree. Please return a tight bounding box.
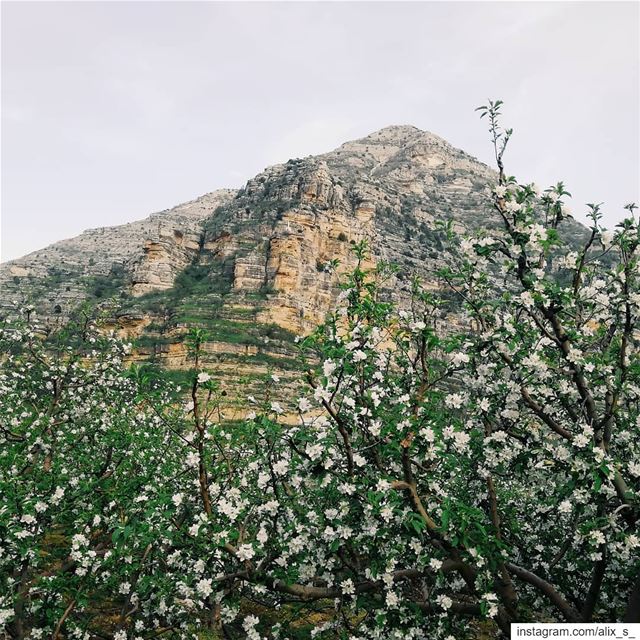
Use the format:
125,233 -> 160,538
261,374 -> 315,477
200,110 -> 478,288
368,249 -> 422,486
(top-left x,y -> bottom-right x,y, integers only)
1,103 -> 638,639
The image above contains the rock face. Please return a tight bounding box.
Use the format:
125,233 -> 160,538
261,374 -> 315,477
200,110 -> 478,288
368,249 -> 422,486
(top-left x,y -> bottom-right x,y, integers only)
0,190 -> 236,316
0,125 -> 586,410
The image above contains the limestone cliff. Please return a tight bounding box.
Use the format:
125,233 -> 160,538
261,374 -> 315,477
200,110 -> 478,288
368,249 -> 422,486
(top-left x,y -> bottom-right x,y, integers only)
0,125 -> 587,413
0,189 -> 236,316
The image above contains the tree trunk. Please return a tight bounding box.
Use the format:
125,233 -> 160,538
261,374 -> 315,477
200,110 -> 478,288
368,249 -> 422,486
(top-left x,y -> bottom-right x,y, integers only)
623,573 -> 640,623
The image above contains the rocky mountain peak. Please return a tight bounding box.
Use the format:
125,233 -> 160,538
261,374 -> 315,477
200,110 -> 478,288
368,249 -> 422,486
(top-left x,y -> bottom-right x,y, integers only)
327,125 -> 439,164
361,124 -> 446,146
354,124 -> 425,143
0,127 -> 588,415
0,126 -> 499,327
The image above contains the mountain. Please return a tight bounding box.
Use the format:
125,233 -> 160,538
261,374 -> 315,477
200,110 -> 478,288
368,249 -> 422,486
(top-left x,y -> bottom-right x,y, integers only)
0,125 -> 586,414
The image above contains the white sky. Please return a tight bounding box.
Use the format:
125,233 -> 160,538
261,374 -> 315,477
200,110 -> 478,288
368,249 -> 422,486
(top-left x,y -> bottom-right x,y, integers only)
1,1 -> 639,262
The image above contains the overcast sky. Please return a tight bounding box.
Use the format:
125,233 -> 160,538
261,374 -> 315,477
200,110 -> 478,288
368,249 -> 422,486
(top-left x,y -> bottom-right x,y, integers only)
1,1 -> 638,262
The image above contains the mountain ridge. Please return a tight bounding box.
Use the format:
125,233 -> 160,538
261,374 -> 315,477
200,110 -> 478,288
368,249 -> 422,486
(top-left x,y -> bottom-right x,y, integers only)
0,125 -> 587,416
0,124 -> 487,272
1,123 -> 499,326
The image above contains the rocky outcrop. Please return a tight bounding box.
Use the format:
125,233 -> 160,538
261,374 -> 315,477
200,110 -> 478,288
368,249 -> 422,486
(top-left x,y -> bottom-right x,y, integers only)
0,189 -> 235,318
129,191 -> 235,296
0,126 -> 588,413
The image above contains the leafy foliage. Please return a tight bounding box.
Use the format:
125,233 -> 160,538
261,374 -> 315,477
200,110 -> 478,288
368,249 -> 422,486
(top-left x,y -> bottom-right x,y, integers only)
1,106 -> 639,639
